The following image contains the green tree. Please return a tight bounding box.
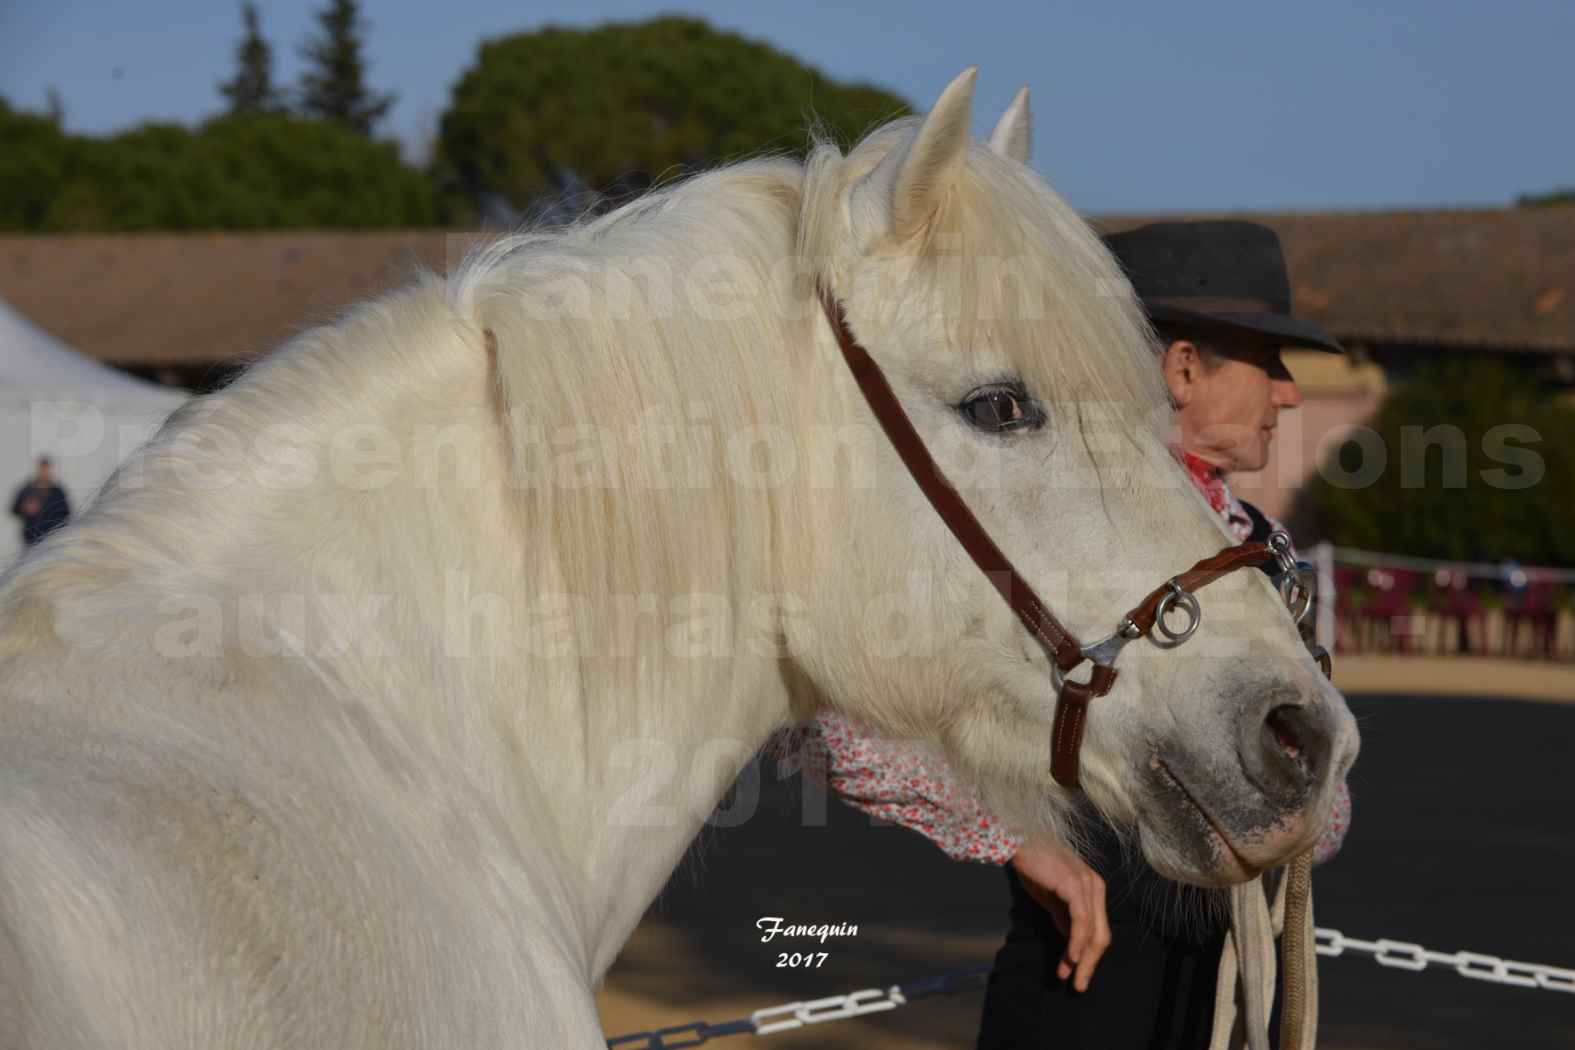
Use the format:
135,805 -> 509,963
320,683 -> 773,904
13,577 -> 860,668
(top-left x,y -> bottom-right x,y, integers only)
0,97 -> 71,229
298,0 -> 395,135
0,100 -> 441,231
1307,357 -> 1575,567
434,16 -> 910,207
1517,187 -> 1575,207
171,112 -> 439,228
220,3 -> 282,114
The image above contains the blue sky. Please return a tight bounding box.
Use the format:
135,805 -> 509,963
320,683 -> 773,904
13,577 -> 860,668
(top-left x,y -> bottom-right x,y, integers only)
2,0 -> 1571,213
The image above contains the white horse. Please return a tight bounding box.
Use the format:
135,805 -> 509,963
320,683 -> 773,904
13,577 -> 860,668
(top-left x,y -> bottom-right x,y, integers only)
0,71 -> 1356,1048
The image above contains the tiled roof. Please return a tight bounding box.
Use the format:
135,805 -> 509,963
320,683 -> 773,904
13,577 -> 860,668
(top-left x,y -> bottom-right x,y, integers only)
0,231 -> 470,368
1,209 -> 1572,367
1096,209 -> 1575,353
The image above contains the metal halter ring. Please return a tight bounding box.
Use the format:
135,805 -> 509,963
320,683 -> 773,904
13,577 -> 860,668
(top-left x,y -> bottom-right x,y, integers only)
1150,581 -> 1201,648
1267,530 -> 1298,573
1267,531 -> 1315,626
1279,571 -> 1314,626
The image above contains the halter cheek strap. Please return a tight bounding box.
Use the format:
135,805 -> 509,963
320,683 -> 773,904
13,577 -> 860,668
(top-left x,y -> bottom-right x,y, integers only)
819,285 -> 1279,788
821,287 -> 1085,671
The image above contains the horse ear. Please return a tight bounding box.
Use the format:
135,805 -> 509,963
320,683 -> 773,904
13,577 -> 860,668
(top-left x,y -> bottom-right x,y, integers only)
854,67 -> 978,242
987,86 -> 1031,163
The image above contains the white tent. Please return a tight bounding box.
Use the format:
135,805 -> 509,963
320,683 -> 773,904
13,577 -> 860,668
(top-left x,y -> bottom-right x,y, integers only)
1,297 -> 187,564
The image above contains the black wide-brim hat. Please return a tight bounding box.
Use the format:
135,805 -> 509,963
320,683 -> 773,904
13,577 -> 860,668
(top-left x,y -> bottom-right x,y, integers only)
1101,220 -> 1345,354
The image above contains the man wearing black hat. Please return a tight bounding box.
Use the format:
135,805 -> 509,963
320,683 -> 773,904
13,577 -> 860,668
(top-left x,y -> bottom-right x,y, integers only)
974,221 -> 1351,1050
1116,218 -> 1342,487
787,221 -> 1352,1050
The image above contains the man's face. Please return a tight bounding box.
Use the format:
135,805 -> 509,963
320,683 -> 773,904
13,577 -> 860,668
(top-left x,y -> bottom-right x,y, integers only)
35,461 -> 53,485
1166,337 -> 1303,473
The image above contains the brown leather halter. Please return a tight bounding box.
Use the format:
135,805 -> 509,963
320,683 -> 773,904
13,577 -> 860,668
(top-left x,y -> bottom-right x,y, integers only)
819,286 -> 1315,788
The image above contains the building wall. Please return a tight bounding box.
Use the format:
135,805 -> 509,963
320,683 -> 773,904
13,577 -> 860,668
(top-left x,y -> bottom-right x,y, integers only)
1228,350 -> 1388,526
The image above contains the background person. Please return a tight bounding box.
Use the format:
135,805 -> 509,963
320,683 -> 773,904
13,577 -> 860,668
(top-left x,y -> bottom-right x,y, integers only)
10,456 -> 71,547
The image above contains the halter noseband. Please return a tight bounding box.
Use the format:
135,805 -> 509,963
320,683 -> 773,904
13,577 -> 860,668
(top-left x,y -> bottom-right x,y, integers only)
819,286 -> 1323,788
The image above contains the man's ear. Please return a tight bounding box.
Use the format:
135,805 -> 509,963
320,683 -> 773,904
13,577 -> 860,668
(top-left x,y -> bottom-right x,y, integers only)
1162,340 -> 1201,408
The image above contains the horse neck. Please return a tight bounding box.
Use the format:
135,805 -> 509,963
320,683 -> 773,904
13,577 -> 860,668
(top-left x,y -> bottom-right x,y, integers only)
464,206 -> 821,969
261,297 -> 806,973
9,180 -> 819,976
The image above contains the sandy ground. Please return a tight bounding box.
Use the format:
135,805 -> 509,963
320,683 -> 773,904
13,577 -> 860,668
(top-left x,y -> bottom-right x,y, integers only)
598,663 -> 1575,1050
1333,654 -> 1575,703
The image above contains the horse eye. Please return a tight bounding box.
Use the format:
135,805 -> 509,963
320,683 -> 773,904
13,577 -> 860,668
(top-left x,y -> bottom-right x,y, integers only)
959,384 -> 1043,432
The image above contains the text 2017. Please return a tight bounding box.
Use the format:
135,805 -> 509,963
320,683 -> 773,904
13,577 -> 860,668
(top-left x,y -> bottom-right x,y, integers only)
776,952 -> 829,968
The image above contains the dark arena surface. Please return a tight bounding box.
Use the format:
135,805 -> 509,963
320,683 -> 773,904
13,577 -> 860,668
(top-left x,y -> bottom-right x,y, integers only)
605,694 -> 1575,1049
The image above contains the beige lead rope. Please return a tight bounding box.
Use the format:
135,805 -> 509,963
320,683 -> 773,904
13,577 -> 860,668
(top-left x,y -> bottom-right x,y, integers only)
1209,854 -> 1317,1050
1275,616 -> 1333,1050
1279,852 -> 1317,1050
1211,583 -> 1329,1050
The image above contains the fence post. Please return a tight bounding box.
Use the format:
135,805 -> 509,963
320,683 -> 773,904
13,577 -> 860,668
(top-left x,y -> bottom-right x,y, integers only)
1314,542 -> 1336,653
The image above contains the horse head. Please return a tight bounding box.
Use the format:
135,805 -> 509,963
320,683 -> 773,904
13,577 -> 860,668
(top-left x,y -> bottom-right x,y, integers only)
786,70 -> 1358,886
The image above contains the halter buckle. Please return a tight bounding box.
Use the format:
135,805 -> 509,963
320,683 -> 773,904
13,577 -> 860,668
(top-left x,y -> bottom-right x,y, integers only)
1049,618 -> 1141,692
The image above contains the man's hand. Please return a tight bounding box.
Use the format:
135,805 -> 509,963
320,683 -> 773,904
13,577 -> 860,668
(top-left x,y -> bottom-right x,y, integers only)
1009,838 -> 1110,992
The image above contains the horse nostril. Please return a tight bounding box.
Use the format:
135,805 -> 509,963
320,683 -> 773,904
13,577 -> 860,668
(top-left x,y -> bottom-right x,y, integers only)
1263,704 -> 1318,781
1266,705 -> 1301,756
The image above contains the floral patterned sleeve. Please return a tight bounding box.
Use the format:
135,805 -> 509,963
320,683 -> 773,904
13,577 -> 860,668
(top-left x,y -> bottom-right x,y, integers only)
777,712 -> 1023,865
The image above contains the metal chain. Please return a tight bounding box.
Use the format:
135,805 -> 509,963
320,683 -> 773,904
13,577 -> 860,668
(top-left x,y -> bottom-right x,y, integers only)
606,935 -> 1575,1046
1315,927 -> 1575,993
606,1018 -> 754,1049
751,985 -> 906,1035
605,965 -> 989,1048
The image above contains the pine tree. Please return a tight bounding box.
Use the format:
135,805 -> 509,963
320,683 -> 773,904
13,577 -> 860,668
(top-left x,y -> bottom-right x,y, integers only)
219,4 -> 280,114
297,0 -> 394,135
